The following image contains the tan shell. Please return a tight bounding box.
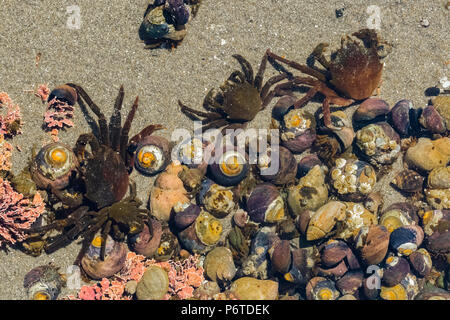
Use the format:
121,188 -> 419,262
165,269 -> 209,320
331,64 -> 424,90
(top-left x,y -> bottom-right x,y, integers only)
150,162 -> 189,221
428,166 -> 450,189
136,266 -> 169,300
204,247 -> 236,282
335,202 -> 378,240
229,277 -> 278,300
425,188 -> 450,210
306,201 -> 346,241
287,165 -> 329,215
405,137 -> 450,172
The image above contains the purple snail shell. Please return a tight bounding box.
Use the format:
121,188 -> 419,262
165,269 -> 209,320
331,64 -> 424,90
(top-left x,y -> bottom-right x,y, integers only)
388,99 -> 422,137
209,147 -> 249,187
283,248 -> 316,285
134,135 -> 171,176
294,210 -> 313,236
128,218 -> 162,258
270,239 -> 292,274
409,248 -> 432,277
47,84 -> 78,105
23,264 -> 64,300
297,154 -> 322,178
353,98 -> 390,128
319,240 -> 349,268
317,260 -> 348,280
177,221 -> 207,254
379,202 -> 419,233
81,235 -> 128,280
336,270 -> 364,296
272,96 -> 317,154
31,142 -> 78,191
246,183 -> 285,224
154,225 -> 179,261
306,277 -> 340,300
258,146 -> 297,185
166,0 -> 190,25
389,225 -> 424,256
173,202 -> 201,230
354,225 -> 390,266
419,105 -> 446,134
382,255 -> 411,287
392,169 -> 424,193
421,209 -> 450,254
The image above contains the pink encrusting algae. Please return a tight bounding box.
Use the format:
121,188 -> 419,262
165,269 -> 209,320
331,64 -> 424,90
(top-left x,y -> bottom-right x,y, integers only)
0,178 -> 45,246
0,135 -> 13,172
43,98 -> 74,131
0,92 -> 23,137
35,84 -> 50,103
69,252 -> 204,300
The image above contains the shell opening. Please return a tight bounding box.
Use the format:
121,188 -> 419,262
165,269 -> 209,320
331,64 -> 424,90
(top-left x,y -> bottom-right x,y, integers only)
138,145 -> 164,170
219,151 -> 245,177
33,291 -> 51,300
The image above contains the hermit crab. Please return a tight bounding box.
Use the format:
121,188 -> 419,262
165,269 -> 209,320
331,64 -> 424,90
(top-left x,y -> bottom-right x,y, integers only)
27,84 -> 162,264
266,29 -> 391,130
179,53 -> 288,132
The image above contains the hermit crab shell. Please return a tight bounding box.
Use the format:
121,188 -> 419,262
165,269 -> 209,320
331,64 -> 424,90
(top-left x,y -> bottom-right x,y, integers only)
287,165 -> 329,215
379,202 -> 418,233
134,135 -> 170,176
204,246 -> 237,283
136,266 -> 169,300
306,201 -> 346,241
194,211 -> 223,246
389,225 -> 424,256
306,276 -> 340,300
355,122 -> 401,165
355,225 -> 390,265
81,235 -> 127,280
31,142 -> 78,191
209,148 -> 249,186
139,5 -> 171,41
154,225 -> 179,261
246,183 -> 285,224
330,158 -> 377,201
23,264 -> 65,300
272,95 -> 316,154
258,146 -> 297,185
128,219 -> 162,258
47,84 -> 78,106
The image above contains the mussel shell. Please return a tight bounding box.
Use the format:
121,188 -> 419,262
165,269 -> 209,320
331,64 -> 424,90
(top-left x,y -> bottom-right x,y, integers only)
306,277 -> 340,300
355,225 -> 390,265
128,219 -> 162,258
389,225 -> 424,256
246,183 -> 285,224
31,142 -> 77,191
382,256 -> 411,286
23,264 -> 64,300
258,146 -> 297,185
134,135 -> 170,176
81,235 -> 127,280
47,85 -> 78,105
209,148 -> 249,187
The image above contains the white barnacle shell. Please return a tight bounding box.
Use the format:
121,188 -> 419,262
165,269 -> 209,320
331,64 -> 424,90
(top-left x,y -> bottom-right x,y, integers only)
359,182 -> 372,194
336,158 -> 346,169
331,168 -> 342,180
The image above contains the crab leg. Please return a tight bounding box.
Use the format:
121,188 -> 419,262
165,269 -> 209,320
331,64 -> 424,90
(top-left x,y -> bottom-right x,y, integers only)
232,54 -> 254,84
110,85 -> 124,152
120,96 -> 139,163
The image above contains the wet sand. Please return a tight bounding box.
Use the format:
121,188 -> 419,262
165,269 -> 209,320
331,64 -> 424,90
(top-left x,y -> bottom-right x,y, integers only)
0,0 -> 448,299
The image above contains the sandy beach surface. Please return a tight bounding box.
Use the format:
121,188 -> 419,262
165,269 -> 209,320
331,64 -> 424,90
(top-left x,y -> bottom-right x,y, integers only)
0,0 -> 448,299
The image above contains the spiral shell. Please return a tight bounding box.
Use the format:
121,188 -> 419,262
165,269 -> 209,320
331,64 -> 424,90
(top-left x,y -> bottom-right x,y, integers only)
128,219 -> 162,258
258,146 -> 297,185
353,98 -> 390,129
355,225 -> 390,265
306,201 -> 346,241
31,142 -> 77,191
383,255 -> 411,286
306,277 -> 340,300
409,248 -> 432,277
201,183 -> 236,218
246,183 -> 285,224
204,247 -> 237,283
134,136 -> 170,176
48,85 -> 78,106
379,202 -> 418,233
23,264 -> 64,300
389,225 -> 424,256
209,148 -> 249,186
392,169 -> 424,193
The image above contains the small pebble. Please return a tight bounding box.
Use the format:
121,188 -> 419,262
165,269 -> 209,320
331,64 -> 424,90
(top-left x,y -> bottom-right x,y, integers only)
420,18 -> 430,27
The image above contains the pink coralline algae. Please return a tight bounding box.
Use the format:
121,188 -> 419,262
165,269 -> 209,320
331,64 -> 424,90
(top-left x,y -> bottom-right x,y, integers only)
0,178 -> 45,246
0,135 -> 13,172
0,92 -> 23,137
35,84 -> 50,103
70,252 -> 204,300
43,98 -> 74,131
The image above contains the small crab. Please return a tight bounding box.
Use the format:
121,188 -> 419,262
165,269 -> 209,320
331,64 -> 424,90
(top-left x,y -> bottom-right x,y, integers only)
179,53 -> 288,132
266,29 -> 391,130
27,84 -> 163,263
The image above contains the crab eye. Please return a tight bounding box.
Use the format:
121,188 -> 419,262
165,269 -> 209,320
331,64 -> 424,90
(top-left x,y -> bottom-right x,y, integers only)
209,150 -> 249,186
134,136 -> 170,176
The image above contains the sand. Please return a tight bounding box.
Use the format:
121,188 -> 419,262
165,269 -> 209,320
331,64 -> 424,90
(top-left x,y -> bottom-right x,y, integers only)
0,0 -> 448,299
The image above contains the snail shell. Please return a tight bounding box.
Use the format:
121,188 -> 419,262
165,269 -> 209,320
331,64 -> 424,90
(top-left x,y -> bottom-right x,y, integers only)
31,142 -> 77,191
270,239 -> 291,274
204,246 -> 237,283
353,98 -> 390,129
354,225 -> 390,265
246,183 -> 285,224
306,201 -> 346,241
81,235 -> 127,280
379,202 -> 418,233
128,218 -> 162,258
134,135 -> 170,176
392,169 -> 424,193
389,225 -> 424,256
209,148 -> 249,187
173,202 -> 201,230
336,270 -> 364,296
382,255 -> 411,286
23,264 -> 64,300
194,210 -> 223,246
409,248 -> 432,277
419,105 -> 447,134
388,99 -> 420,137
258,146 -> 297,185
306,276 -> 340,300
201,183 -> 236,218
48,84 -> 78,106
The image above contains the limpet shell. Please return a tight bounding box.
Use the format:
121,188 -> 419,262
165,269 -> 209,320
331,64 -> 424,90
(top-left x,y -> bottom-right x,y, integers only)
136,266 -> 169,300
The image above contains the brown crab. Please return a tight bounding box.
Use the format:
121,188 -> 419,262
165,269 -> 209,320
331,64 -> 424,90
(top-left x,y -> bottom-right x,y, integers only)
178,53 -> 288,132
266,29 -> 390,130
27,84 -> 163,263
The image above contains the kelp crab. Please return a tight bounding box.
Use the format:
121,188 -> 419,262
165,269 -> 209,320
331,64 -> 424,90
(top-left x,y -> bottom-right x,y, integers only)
266,29 -> 391,130
27,84 -> 164,263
